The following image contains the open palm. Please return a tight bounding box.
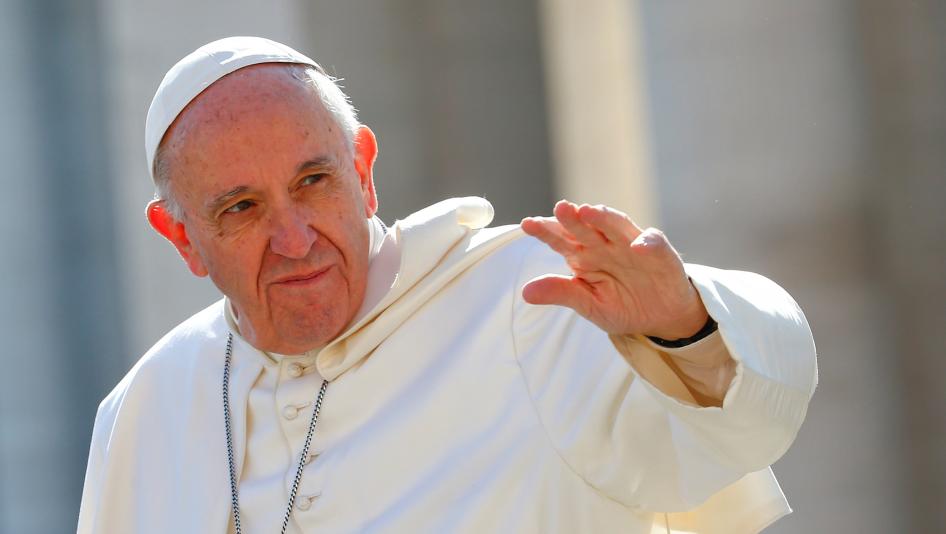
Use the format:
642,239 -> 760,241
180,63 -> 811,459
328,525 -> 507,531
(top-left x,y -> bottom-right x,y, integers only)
520,201 -> 709,340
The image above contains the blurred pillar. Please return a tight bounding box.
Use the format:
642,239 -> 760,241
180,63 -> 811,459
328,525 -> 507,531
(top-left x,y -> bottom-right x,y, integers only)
859,0 -> 946,531
537,0 -> 658,226
0,0 -> 127,532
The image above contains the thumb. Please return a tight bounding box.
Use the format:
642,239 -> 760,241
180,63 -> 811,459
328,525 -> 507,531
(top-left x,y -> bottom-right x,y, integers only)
521,275 -> 592,316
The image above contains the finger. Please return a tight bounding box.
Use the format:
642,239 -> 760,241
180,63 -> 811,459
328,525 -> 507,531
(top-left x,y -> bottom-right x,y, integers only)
521,274 -> 593,317
553,200 -> 606,246
521,216 -> 578,257
576,204 -> 642,244
629,227 -> 682,268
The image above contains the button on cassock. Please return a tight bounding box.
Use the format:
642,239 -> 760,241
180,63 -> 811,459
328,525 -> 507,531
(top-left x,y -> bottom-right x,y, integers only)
296,492 -> 320,511
282,401 -> 311,421
287,363 -> 303,378
282,405 -> 299,420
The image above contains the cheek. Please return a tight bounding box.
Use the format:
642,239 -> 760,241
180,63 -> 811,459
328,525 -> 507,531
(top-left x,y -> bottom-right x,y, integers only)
200,235 -> 265,293
314,187 -> 367,247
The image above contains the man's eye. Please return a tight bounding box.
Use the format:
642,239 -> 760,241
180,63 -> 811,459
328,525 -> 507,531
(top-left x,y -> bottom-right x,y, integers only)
301,173 -> 326,186
224,200 -> 254,214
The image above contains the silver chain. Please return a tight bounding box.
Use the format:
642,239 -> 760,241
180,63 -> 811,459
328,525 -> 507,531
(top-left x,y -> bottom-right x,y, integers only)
223,332 -> 329,534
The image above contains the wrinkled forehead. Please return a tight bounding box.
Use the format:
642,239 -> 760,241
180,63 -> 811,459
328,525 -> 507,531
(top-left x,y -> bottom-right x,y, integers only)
146,36 -> 319,180
157,64 -> 349,198
162,64 -> 322,146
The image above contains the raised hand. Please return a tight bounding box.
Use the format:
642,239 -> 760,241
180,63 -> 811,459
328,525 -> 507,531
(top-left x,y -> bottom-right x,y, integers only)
520,200 -> 709,340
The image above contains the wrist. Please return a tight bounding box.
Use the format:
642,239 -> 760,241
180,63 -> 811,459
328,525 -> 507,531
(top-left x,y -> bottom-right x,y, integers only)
647,315 -> 718,348
644,280 -> 710,340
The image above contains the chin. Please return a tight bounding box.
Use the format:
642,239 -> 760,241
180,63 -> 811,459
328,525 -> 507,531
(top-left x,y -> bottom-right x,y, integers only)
275,308 -> 350,351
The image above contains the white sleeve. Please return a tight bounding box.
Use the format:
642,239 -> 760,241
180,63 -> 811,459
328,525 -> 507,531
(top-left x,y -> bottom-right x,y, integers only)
511,240 -> 818,512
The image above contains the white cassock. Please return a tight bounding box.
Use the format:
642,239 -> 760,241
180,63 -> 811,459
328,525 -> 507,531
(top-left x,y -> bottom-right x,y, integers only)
78,197 -> 817,534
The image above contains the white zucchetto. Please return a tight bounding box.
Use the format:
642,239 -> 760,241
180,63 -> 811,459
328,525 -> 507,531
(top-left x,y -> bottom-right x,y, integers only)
144,36 -> 318,181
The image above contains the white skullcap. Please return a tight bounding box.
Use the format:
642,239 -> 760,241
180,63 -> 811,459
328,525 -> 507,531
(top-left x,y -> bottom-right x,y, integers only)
144,36 -> 318,181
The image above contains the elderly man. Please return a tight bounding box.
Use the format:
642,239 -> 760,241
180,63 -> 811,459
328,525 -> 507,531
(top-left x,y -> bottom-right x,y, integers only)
78,37 -> 817,534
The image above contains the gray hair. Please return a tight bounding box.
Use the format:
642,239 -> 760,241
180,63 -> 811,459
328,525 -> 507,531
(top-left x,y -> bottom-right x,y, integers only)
153,64 -> 361,221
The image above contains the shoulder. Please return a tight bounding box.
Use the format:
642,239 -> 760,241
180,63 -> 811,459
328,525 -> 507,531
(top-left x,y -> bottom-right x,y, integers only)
468,225 -> 565,274
145,298 -> 229,362
463,228 -> 575,332
96,299 -> 229,416
136,298 -> 229,376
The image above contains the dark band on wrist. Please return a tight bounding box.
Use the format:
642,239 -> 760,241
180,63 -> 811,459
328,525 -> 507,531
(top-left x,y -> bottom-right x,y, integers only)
647,316 -> 718,348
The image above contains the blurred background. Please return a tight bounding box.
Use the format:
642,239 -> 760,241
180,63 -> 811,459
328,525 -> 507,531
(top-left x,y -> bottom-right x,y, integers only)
1,0 -> 943,532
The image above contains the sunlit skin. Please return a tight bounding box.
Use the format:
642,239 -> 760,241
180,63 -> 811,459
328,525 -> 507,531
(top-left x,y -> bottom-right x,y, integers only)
147,64 -> 378,354
146,64 -> 708,355
520,203 -> 709,341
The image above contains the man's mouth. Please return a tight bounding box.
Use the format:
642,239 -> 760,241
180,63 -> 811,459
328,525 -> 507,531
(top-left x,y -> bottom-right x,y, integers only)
272,266 -> 332,286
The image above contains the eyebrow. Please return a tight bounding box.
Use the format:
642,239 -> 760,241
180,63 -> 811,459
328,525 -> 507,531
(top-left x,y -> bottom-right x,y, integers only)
296,155 -> 336,174
206,186 -> 250,214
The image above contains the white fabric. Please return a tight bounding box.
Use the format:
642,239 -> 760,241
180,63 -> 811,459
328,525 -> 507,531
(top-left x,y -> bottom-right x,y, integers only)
367,215 -> 387,261
145,36 -> 318,179
78,197 -> 817,533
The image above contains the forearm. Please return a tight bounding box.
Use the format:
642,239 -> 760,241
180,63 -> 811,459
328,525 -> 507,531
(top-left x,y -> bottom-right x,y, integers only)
645,331 -> 737,407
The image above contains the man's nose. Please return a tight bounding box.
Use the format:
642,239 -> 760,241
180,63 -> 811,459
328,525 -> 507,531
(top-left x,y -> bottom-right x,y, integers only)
268,207 -> 317,259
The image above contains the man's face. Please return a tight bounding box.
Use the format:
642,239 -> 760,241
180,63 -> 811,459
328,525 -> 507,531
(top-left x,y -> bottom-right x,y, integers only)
157,64 -> 377,354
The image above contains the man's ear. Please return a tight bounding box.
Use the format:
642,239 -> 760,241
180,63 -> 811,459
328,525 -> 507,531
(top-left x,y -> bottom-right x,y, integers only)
352,126 -> 379,218
146,200 -> 209,277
